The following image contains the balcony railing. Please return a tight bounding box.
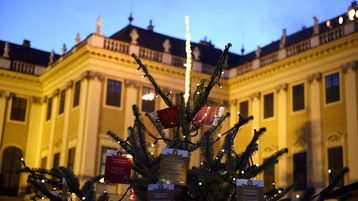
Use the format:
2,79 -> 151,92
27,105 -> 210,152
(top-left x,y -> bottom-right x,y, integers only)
139,47 -> 163,62
320,26 -> 344,45
237,62 -> 253,75
10,60 -> 35,75
103,38 -> 129,54
287,39 -> 311,57
260,52 -> 278,67
172,56 -> 185,67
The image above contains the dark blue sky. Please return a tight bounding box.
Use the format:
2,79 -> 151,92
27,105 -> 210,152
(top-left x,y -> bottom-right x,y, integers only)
0,0 -> 354,54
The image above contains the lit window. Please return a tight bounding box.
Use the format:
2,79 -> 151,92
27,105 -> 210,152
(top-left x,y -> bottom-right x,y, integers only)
10,97 -> 27,121
46,97 -> 53,120
73,81 -> 81,107
141,86 -> 155,112
53,153 -> 60,169
294,152 -> 307,189
325,73 -> 340,104
328,146 -> 344,186
264,93 -> 274,119
67,148 -> 75,171
59,90 -> 66,114
292,84 -> 304,111
106,79 -> 122,107
239,101 -> 249,118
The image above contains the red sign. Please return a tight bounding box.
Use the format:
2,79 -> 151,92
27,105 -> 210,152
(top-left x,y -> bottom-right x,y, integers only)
104,150 -> 132,183
193,107 -> 225,126
152,105 -> 180,128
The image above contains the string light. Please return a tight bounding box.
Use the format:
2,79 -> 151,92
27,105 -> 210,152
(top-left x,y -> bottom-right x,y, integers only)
199,182 -> 202,185
151,144 -> 155,147
136,69 -> 139,72
254,126 -> 257,131
217,133 -> 222,138
197,91 -> 200,94
278,190 -> 282,194
141,75 -> 145,79
241,170 -> 244,174
328,169 -> 332,174
21,157 -> 24,161
117,141 -> 120,144
41,179 -> 45,183
151,152 -> 154,155
41,197 -> 44,200
296,195 -> 300,198
183,16 -> 192,104
200,162 -> 203,165
53,187 -> 56,190
82,196 -> 86,200
104,190 -> 107,193
232,178 -> 236,181
221,149 -> 225,152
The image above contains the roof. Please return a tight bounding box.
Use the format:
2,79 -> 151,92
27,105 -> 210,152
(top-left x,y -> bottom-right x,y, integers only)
110,25 -> 242,68
0,40 -> 59,66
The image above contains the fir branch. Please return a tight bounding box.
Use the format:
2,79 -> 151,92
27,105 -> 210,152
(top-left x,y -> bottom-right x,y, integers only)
299,187 -> 316,201
132,105 -> 151,163
199,130 -> 215,169
192,43 -> 231,119
81,175 -> 103,200
106,130 -> 132,152
132,53 -> 173,107
59,167 -> 80,195
145,112 -> 170,145
236,127 -> 266,172
27,178 -> 61,201
97,191 -> 109,201
327,181 -> 358,199
317,167 -> 349,201
270,183 -> 297,201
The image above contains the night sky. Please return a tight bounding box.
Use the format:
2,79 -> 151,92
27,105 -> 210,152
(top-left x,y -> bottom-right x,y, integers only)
0,0 -> 353,54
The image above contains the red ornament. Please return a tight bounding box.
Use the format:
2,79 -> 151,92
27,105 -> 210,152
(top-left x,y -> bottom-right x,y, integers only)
104,150 -> 132,183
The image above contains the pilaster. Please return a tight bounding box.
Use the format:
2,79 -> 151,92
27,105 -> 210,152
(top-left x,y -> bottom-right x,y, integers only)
342,61 -> 358,182
229,99 -> 237,127
308,72 -> 324,190
0,91 -> 9,147
124,79 -> 139,138
250,92 -> 261,164
276,83 -> 288,187
60,81 -> 73,166
46,89 -> 59,169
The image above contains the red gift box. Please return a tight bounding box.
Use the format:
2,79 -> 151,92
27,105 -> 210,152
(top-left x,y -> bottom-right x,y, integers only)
193,106 -> 225,126
152,105 -> 180,129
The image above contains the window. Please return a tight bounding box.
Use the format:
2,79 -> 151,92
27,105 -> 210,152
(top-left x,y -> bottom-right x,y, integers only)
53,153 -> 60,169
239,101 -> 249,118
264,93 -> 274,119
328,146 -> 344,186
325,72 -> 340,104
100,147 -> 114,175
41,157 -> 47,169
106,79 -> 122,107
73,81 -> 81,107
292,83 -> 304,111
141,86 -> 155,112
264,158 -> 275,192
59,90 -> 66,114
46,97 -> 53,120
293,152 -> 307,189
67,148 -> 75,171
10,97 -> 27,121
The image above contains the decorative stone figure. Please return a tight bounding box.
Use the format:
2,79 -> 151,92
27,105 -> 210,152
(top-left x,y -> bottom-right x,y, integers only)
280,28 -> 286,48
313,16 -> 319,34
96,16 -> 102,35
3,42 -> 9,58
130,28 -> 139,44
75,33 -> 81,44
255,46 -> 261,58
62,44 -> 66,54
49,49 -> 54,64
193,46 -> 200,60
163,39 -> 171,53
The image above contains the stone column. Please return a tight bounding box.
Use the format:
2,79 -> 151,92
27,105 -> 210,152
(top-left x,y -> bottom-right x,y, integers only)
46,89 -> 59,169
78,72 -> 103,179
124,80 -> 139,138
276,83 -> 288,187
342,61 -> 358,182
308,72 -> 324,190
250,92 -> 261,164
60,81 -> 73,166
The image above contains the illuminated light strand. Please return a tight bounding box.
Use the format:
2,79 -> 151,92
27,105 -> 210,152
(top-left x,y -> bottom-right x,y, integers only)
184,16 -> 192,104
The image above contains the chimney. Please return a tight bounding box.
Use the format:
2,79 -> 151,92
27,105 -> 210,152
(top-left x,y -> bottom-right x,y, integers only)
23,40 -> 30,47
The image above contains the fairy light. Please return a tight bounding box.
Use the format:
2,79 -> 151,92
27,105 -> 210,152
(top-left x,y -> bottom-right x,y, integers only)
136,69 -> 139,72
200,162 -> 203,165
41,197 -> 44,200
117,141 -> 120,144
141,75 -> 145,79
41,179 -> 45,183
199,182 -> 202,186
241,170 -> 244,174
278,190 -> 282,194
328,169 -> 332,174
232,178 -> 236,181
296,194 -> 300,199
184,16 -> 192,104
151,143 -> 155,147
221,149 -> 225,152
82,196 -> 86,200
21,157 -> 24,161
218,133 -> 222,138
53,187 -> 56,190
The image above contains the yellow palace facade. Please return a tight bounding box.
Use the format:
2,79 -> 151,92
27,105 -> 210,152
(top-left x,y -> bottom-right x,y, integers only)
0,3 -> 358,199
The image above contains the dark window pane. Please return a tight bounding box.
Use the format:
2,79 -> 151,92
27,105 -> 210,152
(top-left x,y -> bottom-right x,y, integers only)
53,153 -> 60,169
67,148 -> 75,171
46,97 -> 53,120
264,93 -> 274,119
325,73 -> 340,103
106,79 -> 122,107
100,147 -> 115,175
41,157 -> 47,169
239,101 -> 249,118
73,81 -> 81,107
328,146 -> 344,186
59,90 -> 66,114
264,158 -> 275,192
294,152 -> 307,189
293,84 -> 304,111
10,97 -> 27,121
141,87 -> 155,112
